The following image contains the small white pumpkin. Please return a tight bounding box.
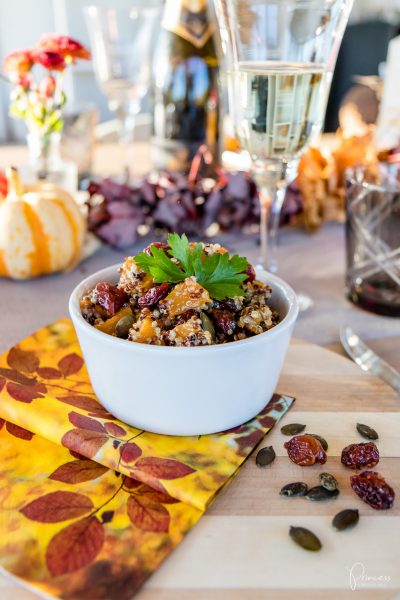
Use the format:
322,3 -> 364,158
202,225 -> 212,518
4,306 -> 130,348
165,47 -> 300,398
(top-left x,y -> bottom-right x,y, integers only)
0,167 -> 85,279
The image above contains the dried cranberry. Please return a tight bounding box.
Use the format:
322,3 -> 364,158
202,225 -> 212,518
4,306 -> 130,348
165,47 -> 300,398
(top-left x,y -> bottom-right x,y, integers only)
143,242 -> 170,256
138,283 -> 171,308
212,309 -> 237,335
244,263 -> 256,282
213,298 -> 239,312
350,471 -> 395,510
284,434 -> 327,466
91,282 -> 128,317
341,442 -> 379,470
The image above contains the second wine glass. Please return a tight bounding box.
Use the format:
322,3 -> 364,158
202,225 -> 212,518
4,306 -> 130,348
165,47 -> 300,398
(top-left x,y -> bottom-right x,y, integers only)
85,4 -> 160,181
215,0 -> 353,271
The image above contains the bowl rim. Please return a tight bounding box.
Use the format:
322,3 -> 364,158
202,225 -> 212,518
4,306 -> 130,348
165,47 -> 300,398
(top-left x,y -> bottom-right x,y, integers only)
69,262 -> 299,354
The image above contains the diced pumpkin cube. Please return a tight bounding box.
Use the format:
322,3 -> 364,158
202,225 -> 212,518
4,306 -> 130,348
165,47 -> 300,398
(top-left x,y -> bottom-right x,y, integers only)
95,306 -> 132,335
168,316 -> 211,346
138,274 -> 155,293
129,309 -> 159,344
160,277 -> 210,317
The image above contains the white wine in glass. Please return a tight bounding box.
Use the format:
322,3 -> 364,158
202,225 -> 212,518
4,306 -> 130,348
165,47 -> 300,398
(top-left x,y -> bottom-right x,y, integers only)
215,0 -> 354,272
237,62 -> 331,161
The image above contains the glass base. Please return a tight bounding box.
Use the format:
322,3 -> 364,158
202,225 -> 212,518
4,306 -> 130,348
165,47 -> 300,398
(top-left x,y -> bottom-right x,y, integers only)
296,292 -> 314,313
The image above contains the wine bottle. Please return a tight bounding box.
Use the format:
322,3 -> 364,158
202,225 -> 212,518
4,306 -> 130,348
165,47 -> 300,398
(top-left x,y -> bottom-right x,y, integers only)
151,0 -> 219,172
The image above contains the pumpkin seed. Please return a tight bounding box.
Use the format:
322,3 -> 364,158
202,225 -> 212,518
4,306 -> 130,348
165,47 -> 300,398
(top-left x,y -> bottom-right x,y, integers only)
280,423 -> 306,436
280,482 -> 308,497
308,433 -> 328,451
332,509 -> 359,531
356,423 -> 379,440
289,526 -> 322,552
200,311 -> 216,341
256,445 -> 276,467
115,314 -> 134,339
305,486 -> 339,501
319,472 -> 339,492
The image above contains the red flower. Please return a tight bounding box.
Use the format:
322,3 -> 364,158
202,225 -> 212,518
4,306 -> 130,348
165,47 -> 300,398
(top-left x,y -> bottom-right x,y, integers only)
0,171 -> 7,198
38,34 -> 91,63
39,75 -> 56,98
32,51 -> 66,71
17,74 -> 34,89
3,50 -> 33,77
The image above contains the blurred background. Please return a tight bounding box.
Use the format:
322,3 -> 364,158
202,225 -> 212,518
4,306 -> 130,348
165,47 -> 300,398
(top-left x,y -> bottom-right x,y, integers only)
0,0 -> 400,143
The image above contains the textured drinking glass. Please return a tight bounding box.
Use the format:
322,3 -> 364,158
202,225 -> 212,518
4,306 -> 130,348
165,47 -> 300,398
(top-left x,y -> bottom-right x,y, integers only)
346,164 -> 400,317
214,0 -> 353,271
85,4 -> 160,181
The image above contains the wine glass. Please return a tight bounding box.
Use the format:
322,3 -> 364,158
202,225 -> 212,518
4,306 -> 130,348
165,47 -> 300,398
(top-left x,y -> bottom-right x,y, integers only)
214,0 -> 353,272
84,4 -> 160,181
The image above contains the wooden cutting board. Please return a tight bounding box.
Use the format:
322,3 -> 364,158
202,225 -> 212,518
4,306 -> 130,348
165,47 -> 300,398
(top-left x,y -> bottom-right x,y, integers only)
1,339 -> 399,600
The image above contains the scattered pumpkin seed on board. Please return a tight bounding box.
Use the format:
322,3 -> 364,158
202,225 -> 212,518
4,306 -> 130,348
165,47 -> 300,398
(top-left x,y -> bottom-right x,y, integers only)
319,472 -> 339,492
289,526 -> 322,551
256,446 -> 276,467
305,486 -> 339,501
356,423 -> 379,440
280,482 -> 308,497
332,509 -> 359,531
280,423 -> 306,436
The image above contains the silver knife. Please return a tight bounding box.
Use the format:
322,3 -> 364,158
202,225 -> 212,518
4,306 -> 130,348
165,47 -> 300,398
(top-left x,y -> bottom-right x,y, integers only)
340,327 -> 400,395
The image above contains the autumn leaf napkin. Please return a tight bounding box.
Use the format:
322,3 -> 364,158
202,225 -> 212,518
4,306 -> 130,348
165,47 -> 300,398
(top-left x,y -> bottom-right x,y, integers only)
0,318 -> 294,599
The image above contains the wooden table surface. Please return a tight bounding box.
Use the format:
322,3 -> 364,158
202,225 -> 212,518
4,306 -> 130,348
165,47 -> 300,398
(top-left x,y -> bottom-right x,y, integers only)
0,144 -> 399,599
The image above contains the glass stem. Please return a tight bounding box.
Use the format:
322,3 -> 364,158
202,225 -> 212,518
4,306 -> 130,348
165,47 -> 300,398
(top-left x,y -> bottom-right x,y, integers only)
268,182 -> 288,273
114,101 -> 138,183
253,160 -> 289,272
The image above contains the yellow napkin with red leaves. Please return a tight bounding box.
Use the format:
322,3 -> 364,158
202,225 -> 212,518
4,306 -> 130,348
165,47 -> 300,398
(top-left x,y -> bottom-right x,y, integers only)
0,319 -> 294,599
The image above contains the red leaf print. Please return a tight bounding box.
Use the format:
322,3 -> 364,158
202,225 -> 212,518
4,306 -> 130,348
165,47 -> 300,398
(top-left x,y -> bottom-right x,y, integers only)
7,347 -> 39,373
50,460 -> 108,484
127,496 -> 170,533
138,485 -> 179,504
123,477 -> 141,490
0,367 -> 38,386
6,422 -> 34,440
68,411 -> 106,433
57,395 -> 104,414
235,430 -> 264,454
258,416 -> 276,429
0,418 -> 4,430
37,367 -> 63,379
7,381 -> 45,403
134,457 -> 195,480
70,450 -> 86,460
58,353 -> 84,377
88,410 -> 115,420
46,516 -> 105,576
104,422 -> 126,437
120,443 -> 142,464
20,491 -> 93,522
0,377 -> 5,394
62,429 -> 108,459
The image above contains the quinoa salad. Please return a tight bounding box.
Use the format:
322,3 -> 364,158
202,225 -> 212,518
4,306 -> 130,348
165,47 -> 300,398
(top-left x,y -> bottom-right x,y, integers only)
80,234 -> 280,346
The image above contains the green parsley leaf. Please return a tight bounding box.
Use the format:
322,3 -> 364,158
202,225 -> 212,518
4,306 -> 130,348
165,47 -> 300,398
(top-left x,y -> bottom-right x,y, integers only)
134,247 -> 184,283
133,234 -> 249,299
167,233 -> 192,273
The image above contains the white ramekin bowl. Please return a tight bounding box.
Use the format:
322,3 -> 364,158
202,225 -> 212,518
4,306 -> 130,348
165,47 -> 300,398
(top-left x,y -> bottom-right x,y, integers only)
69,264 -> 298,436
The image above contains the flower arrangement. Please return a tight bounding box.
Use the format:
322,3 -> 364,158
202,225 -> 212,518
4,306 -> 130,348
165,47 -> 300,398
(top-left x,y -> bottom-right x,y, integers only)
2,34 -> 90,138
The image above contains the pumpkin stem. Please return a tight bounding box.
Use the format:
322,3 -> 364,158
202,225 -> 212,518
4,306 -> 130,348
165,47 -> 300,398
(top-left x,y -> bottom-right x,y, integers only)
6,166 -> 24,199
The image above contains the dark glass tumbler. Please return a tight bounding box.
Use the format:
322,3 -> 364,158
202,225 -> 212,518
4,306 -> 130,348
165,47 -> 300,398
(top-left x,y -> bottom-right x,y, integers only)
345,164 -> 400,317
